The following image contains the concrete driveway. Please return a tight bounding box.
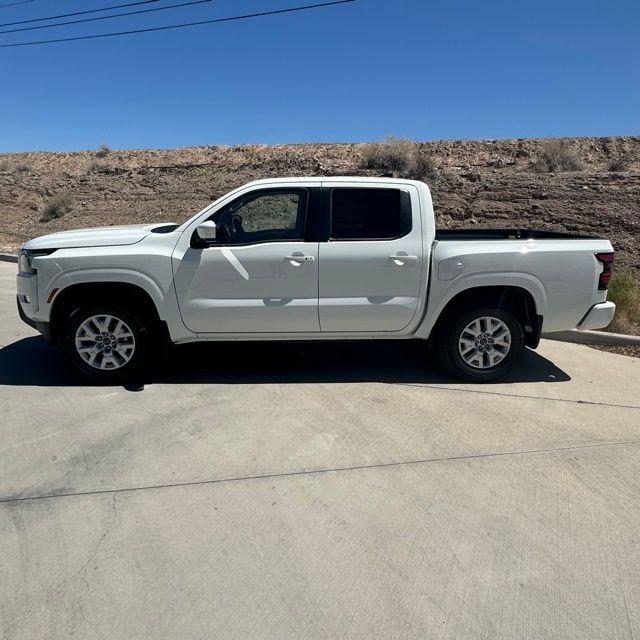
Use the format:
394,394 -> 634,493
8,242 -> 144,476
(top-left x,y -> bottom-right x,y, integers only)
1,260 -> 640,639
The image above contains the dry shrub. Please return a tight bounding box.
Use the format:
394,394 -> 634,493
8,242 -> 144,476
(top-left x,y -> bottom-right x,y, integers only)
95,144 -> 111,158
40,193 -> 74,222
0,159 -> 30,173
607,153 -> 634,172
361,136 -> 438,181
412,147 -> 439,181
607,270 -> 640,335
87,159 -> 110,173
533,140 -> 583,172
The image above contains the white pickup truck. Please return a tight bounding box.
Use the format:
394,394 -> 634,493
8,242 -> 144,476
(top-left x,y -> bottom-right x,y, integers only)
17,177 -> 616,382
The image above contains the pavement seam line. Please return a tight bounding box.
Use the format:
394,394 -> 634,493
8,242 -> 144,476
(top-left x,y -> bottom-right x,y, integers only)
394,382 -> 640,411
3,438 -> 640,505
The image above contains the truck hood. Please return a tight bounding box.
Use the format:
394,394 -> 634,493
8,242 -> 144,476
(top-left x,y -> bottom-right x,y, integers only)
22,223 -> 170,250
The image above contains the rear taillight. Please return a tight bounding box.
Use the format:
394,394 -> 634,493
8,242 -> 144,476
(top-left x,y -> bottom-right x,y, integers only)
596,252 -> 614,290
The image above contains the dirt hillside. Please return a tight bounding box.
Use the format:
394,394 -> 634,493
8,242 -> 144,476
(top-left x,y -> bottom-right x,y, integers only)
1,136 -> 638,274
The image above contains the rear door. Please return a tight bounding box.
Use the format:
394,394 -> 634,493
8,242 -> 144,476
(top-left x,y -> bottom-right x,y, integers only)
318,182 -> 424,332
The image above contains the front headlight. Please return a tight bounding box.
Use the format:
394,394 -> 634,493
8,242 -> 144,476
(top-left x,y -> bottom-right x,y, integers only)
18,248 -> 56,274
18,249 -> 33,274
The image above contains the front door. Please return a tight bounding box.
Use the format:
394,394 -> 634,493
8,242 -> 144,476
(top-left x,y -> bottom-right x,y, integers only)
318,183 -> 424,332
174,188 -> 320,334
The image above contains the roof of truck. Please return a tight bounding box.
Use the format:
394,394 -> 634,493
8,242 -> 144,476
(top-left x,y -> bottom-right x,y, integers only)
244,176 -> 429,187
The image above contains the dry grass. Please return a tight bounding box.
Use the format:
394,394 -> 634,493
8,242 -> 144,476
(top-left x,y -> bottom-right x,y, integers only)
606,153 -> 635,172
0,158 -> 31,173
533,139 -> 583,172
87,159 -> 110,173
412,147 -> 439,181
360,136 -> 438,181
606,270 -> 640,335
40,193 -> 74,222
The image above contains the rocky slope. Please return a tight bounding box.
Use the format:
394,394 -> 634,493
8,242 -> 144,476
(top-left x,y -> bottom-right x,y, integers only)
1,136 -> 638,274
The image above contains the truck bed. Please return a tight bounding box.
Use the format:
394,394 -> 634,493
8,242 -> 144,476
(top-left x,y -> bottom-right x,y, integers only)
435,228 -> 602,241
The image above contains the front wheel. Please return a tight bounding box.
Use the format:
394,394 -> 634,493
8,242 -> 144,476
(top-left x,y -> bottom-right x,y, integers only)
436,307 -> 524,382
62,305 -> 150,382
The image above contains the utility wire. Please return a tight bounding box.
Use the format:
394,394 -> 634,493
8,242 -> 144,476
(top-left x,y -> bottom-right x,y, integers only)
0,0 -> 163,28
0,0 -> 212,34
0,0 -> 35,8
0,0 -> 358,48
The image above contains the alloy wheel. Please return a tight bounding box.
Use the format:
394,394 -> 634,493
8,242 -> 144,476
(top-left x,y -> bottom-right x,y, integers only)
75,314 -> 136,370
458,316 -> 511,369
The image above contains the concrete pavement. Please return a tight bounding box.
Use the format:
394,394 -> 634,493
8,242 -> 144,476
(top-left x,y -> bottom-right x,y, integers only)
1,260 -> 639,639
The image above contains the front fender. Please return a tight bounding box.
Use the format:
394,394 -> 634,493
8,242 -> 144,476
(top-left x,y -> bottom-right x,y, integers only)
47,268 -> 168,319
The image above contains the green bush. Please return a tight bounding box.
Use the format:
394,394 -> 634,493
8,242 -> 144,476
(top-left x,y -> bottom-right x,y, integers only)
607,270 -> 640,334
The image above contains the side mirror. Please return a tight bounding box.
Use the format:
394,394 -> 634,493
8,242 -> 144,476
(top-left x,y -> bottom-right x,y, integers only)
196,220 -> 217,243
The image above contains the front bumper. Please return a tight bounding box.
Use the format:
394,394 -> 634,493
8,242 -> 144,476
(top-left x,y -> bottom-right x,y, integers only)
17,295 -> 53,343
16,270 -> 39,314
577,301 -> 616,330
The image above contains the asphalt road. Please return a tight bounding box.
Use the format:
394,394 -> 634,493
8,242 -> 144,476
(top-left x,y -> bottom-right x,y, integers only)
1,260 -> 640,639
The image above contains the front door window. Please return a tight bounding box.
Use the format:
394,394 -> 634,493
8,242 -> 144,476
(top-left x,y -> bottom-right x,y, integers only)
215,191 -> 306,245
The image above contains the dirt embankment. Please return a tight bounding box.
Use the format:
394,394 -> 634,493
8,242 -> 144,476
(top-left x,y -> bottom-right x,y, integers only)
1,136 -> 639,274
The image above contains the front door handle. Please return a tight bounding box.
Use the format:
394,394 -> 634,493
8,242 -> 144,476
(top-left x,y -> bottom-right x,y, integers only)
285,254 -> 315,264
388,254 -> 418,265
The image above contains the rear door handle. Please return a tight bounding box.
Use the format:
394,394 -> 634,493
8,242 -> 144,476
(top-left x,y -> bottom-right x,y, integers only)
285,254 -> 315,264
388,254 -> 418,265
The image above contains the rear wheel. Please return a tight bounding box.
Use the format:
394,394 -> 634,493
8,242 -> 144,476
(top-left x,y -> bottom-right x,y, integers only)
436,307 -> 524,382
63,305 -> 150,382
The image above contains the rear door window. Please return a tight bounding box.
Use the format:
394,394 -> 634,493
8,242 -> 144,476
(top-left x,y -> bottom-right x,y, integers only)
330,188 -> 410,240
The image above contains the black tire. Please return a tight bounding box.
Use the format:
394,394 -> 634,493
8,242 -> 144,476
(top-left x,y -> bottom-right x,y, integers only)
436,306 -> 524,382
62,304 -> 151,383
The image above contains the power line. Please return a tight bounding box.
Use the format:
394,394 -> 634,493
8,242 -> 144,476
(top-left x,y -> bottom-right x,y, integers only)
0,0 -> 358,48
0,0 -> 35,8
0,0 -> 163,28
0,0 -> 212,34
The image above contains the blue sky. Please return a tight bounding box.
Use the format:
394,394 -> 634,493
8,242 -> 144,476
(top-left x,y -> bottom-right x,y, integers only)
0,0 -> 638,151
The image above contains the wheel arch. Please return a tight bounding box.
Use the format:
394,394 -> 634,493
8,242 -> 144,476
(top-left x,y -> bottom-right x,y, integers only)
429,284 -> 543,348
49,281 -> 167,346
